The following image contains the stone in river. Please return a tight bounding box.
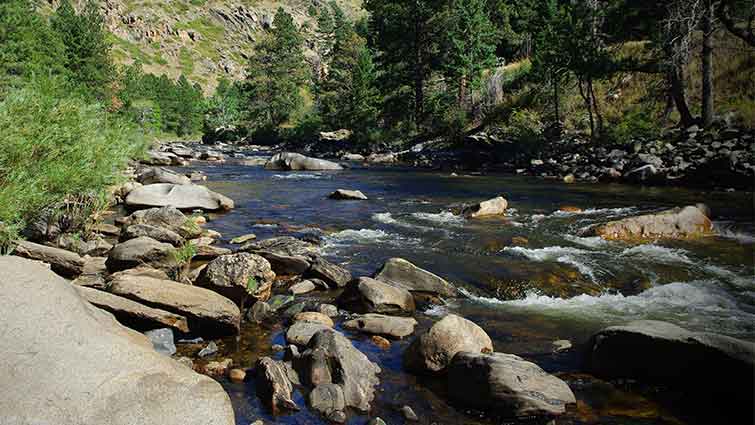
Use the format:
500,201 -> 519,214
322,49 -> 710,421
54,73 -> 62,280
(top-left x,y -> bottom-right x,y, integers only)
462,196 -> 508,218
373,258 -> 459,297
588,205 -> 712,240
125,183 -> 234,211
337,277 -> 416,315
265,152 -> 343,171
329,189 -> 368,200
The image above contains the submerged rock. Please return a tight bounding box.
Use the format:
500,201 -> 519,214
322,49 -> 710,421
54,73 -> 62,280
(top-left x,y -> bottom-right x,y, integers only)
589,205 -> 713,240
405,314 -> 493,374
374,258 -> 459,298
448,351 -> 576,417
0,256 -> 234,425
265,152 -> 343,171
125,183 -> 234,211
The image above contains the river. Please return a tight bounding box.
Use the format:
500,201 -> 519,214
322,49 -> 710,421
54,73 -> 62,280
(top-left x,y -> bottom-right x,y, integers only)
180,161 -> 754,425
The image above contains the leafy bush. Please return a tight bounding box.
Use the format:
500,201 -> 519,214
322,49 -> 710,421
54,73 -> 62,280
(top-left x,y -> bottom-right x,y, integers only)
507,108 -> 544,143
0,77 -> 148,231
608,107 -> 660,144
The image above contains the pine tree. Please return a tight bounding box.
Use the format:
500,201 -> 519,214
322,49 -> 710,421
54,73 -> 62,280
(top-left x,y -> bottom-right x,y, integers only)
242,7 -> 310,131
51,0 -> 113,97
442,0 -> 498,107
319,31 -> 380,135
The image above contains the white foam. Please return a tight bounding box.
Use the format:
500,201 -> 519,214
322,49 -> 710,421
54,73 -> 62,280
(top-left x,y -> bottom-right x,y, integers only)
564,235 -> 611,249
714,223 -> 755,244
495,281 -> 755,337
551,207 -> 637,218
323,228 -> 421,249
372,212 -> 398,225
271,173 -> 324,180
619,244 -> 692,264
502,246 -> 600,281
251,223 -> 278,228
411,211 -> 465,225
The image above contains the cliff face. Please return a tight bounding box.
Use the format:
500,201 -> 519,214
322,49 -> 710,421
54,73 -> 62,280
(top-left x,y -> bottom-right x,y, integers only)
43,0 -> 363,93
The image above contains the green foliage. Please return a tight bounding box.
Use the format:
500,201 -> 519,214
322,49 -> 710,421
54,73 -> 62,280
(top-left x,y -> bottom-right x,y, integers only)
171,242 -> 196,281
0,0 -> 68,89
242,8 -> 310,132
52,0 -> 113,99
0,222 -> 20,255
0,76 -> 148,231
246,276 -> 259,294
608,107 -> 661,144
507,109 -> 544,147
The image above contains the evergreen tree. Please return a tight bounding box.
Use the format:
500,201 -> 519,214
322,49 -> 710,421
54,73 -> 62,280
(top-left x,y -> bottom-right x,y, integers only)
0,0 -> 68,89
442,0 -> 498,107
242,8 -> 310,131
319,31 -> 380,135
51,0 -> 113,97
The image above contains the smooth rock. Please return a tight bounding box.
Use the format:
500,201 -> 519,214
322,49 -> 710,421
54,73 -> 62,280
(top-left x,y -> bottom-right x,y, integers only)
590,205 -> 713,240
105,237 -> 176,272
122,224 -> 185,246
14,240 -> 85,278
198,341 -> 219,358
317,303 -> 339,317
203,358 -> 232,377
374,258 -> 458,297
338,277 -> 415,315
286,321 -> 334,346
309,383 -> 346,419
265,152 -> 343,171
137,167 -> 192,185
307,257 -> 351,288
229,368 -> 247,383
289,279 -> 317,295
126,183 -> 234,211
405,314 -> 493,373
329,189 -> 368,200
400,406 -> 418,421
371,335 -> 391,350
462,196 -> 508,218
448,351 -> 576,417
0,256 -> 234,425
293,312 -> 334,327
230,233 -> 257,244
108,274 -> 241,336
123,206 -> 202,239
343,314 -> 417,338
76,286 -> 189,333
192,244 -> 233,261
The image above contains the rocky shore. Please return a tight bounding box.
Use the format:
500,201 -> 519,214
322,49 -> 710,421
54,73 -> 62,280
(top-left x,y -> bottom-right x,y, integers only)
1,143 -> 753,425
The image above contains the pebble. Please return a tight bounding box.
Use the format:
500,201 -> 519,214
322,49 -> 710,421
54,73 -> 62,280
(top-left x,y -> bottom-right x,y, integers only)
371,335 -> 391,350
229,368 -> 247,383
400,405 -> 418,421
198,341 -> 218,358
552,339 -> 573,353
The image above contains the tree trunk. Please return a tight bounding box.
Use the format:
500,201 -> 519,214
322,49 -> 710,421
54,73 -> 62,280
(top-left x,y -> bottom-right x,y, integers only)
669,65 -> 695,127
701,0 -> 715,127
458,75 -> 467,108
588,78 -> 603,139
578,77 -> 595,138
413,11 -> 424,127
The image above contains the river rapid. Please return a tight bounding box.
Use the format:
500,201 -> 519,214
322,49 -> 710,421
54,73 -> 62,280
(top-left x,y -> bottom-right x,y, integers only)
181,161 -> 754,425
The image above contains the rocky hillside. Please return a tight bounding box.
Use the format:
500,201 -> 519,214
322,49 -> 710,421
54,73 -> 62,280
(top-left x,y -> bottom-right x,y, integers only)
41,0 -> 363,93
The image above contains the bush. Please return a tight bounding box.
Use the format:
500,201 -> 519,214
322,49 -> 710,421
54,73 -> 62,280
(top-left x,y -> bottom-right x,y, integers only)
0,77 -> 148,232
608,107 -> 660,144
507,108 -> 544,143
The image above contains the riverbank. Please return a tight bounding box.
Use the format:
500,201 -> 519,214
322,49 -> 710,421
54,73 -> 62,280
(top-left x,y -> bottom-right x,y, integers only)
278,122 -> 755,191
2,146 -> 753,425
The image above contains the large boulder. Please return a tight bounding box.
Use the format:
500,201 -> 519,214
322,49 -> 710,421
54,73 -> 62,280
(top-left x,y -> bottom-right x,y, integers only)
374,258 -> 459,298
294,330 -> 381,412
307,257 -> 352,288
589,205 -> 713,240
585,320 -> 754,414
196,253 -> 275,306
343,314 -> 417,338
286,321 -> 334,346
136,167 -> 192,185
265,152 -> 343,171
0,256 -> 234,425
57,234 -> 113,257
123,206 -> 202,239
108,274 -> 241,336
337,277 -> 415,315
76,286 -> 189,334
122,224 -> 185,246
105,237 -> 177,272
125,183 -> 234,211
142,150 -> 179,166
448,352 -> 576,417
13,240 -> 85,278
405,314 -> 493,374
462,196 -> 508,218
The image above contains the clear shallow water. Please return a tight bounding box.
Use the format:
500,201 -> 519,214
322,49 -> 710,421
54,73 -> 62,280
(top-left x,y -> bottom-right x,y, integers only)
184,162 -> 754,425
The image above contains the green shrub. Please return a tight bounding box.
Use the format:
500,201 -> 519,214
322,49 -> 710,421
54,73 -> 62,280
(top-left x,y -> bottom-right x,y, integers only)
608,107 -> 660,145
507,108 -> 544,143
0,77 -> 148,232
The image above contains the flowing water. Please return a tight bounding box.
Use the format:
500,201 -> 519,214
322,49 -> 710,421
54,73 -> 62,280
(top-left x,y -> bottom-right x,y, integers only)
181,162 -> 754,425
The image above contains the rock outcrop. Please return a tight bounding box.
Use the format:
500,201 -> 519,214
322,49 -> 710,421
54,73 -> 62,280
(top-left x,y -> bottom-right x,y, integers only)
13,240 -> 85,278
0,256 -> 234,425
588,205 -> 713,240
265,152 -> 343,171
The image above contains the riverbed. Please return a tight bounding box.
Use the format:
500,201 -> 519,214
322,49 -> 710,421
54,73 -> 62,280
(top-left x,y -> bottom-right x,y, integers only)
181,161 -> 754,425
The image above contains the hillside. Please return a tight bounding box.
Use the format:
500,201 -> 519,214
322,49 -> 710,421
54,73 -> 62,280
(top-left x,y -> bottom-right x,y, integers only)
41,0 -> 363,93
